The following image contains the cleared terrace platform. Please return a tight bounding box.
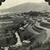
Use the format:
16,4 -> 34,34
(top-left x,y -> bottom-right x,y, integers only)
40,18 -> 50,29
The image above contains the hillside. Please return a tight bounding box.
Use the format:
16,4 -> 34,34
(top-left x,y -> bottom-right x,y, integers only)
0,2 -> 50,12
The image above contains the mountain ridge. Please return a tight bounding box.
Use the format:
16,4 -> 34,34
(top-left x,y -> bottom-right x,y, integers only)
0,2 -> 50,13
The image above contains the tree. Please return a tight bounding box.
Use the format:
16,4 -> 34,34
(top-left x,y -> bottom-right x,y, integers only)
5,29 -> 8,33
29,46 -> 33,50
24,35 -> 27,40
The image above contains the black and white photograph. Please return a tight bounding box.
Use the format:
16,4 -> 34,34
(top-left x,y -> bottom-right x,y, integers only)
0,0 -> 50,50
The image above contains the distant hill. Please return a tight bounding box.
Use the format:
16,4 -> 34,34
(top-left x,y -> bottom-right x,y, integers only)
0,2 -> 50,13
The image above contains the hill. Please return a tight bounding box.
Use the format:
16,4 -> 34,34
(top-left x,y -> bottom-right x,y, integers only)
0,2 -> 50,13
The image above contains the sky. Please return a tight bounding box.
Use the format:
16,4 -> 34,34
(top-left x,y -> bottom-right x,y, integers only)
0,0 -> 45,9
